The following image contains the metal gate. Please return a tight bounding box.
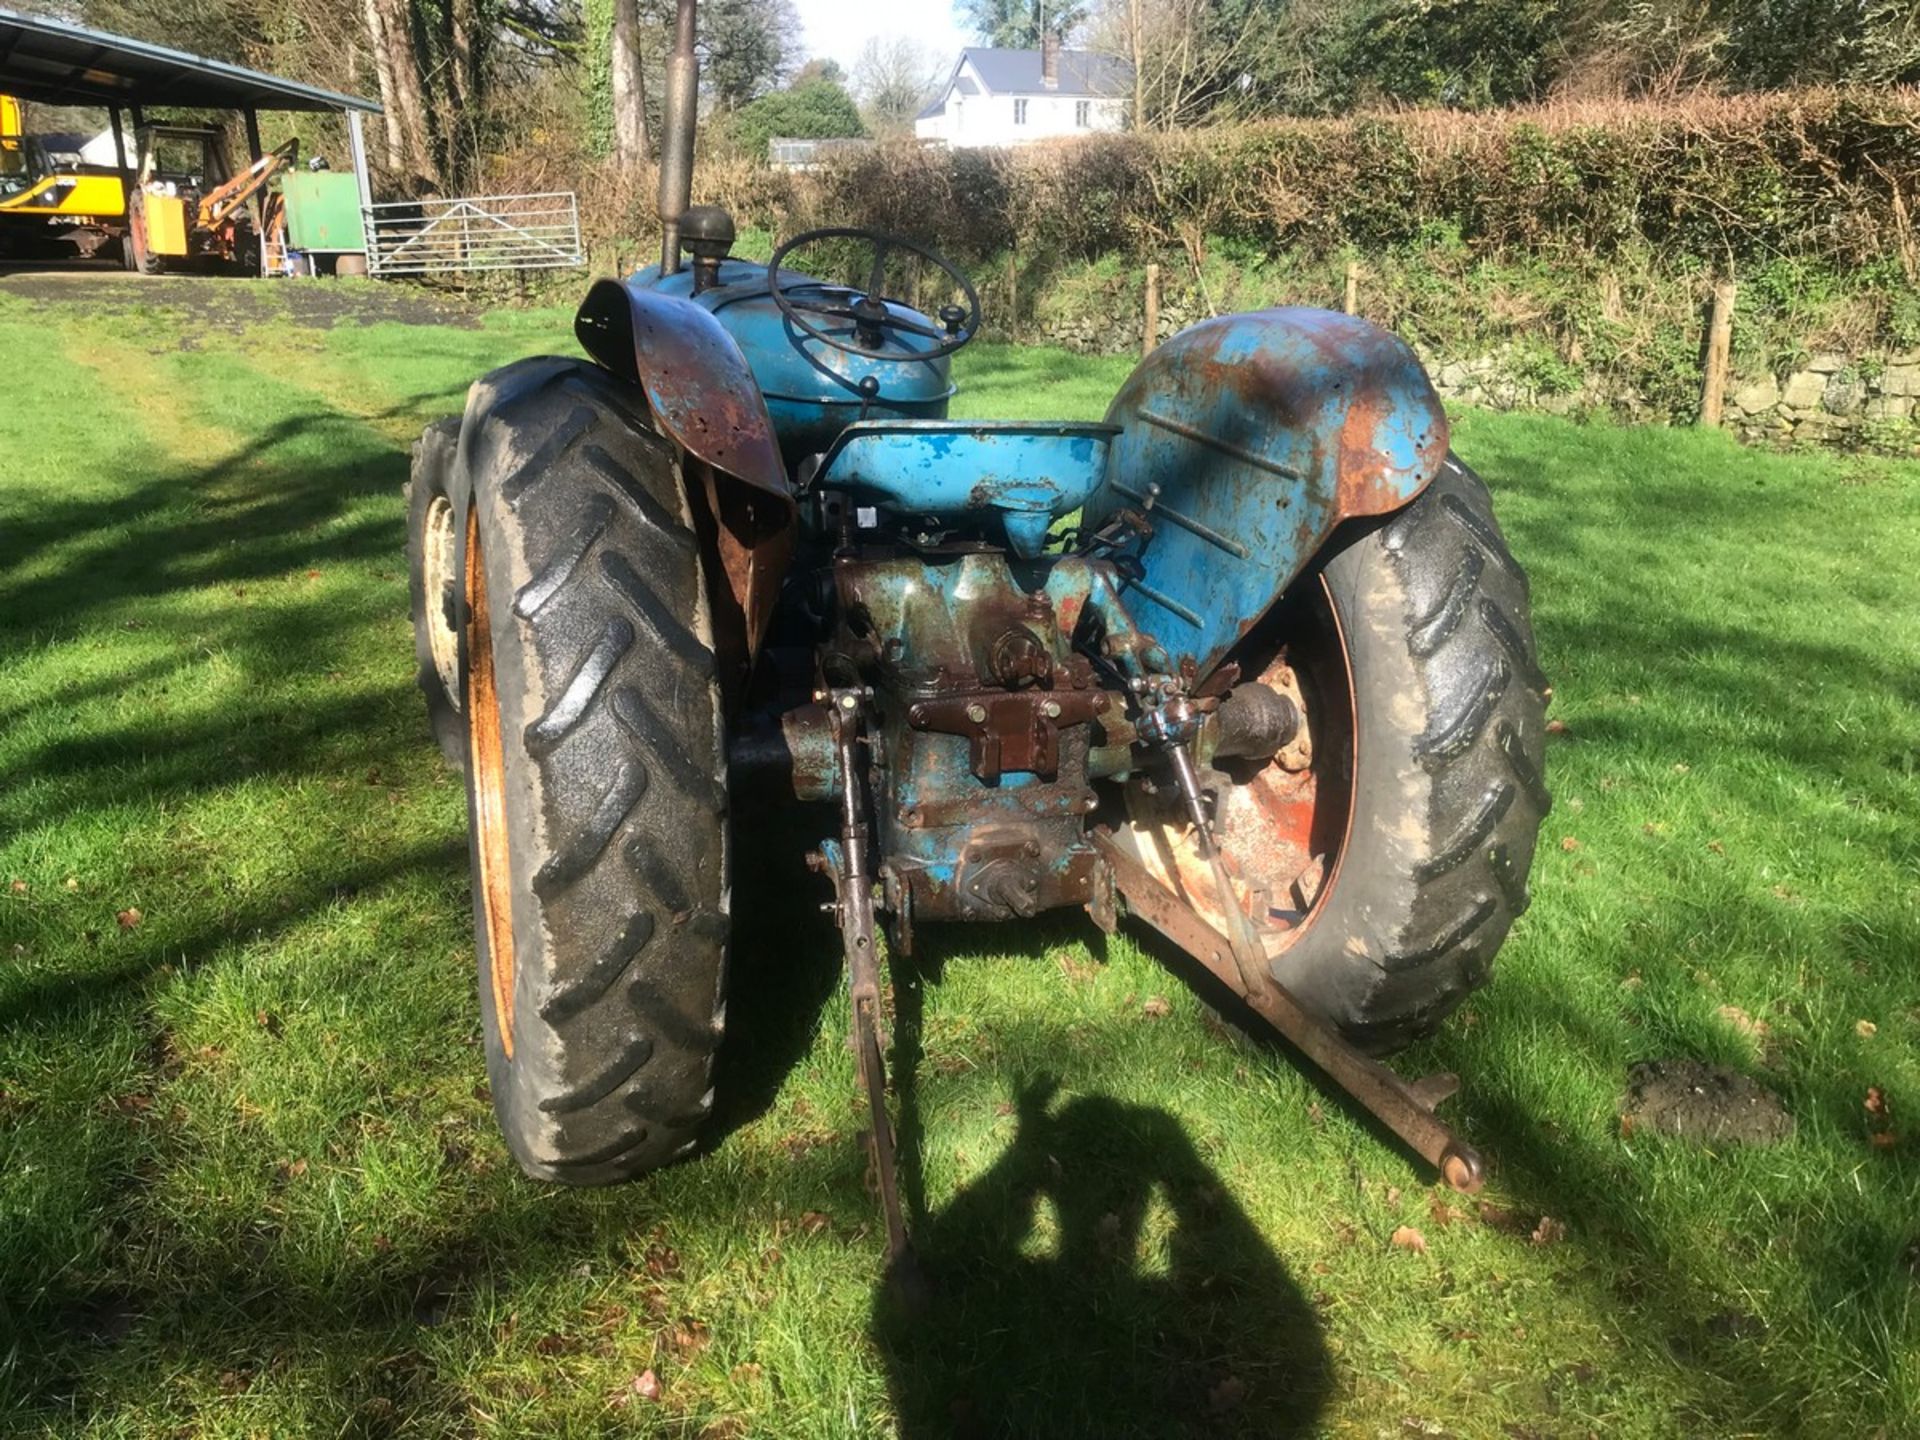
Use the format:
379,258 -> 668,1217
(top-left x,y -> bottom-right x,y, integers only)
362,191 -> 583,276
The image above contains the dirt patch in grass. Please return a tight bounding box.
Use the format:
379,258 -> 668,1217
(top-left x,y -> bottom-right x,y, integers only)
1621,1059 -> 1795,1145
0,269 -> 480,332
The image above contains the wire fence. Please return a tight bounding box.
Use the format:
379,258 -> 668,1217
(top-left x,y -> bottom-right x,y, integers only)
362,191 -> 583,276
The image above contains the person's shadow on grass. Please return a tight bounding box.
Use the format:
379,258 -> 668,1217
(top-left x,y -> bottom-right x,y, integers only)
872,1078 -> 1331,1439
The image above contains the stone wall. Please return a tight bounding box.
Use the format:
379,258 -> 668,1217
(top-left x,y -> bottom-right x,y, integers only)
1721,352 -> 1920,445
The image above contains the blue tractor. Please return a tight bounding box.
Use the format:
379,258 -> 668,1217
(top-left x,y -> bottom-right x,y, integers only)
406,1 -> 1547,1277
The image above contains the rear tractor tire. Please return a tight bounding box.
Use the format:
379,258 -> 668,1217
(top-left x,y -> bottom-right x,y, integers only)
1123,455 -> 1550,1054
447,356 -> 730,1184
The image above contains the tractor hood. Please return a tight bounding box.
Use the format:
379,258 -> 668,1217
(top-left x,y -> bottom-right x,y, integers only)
579,259 -> 955,465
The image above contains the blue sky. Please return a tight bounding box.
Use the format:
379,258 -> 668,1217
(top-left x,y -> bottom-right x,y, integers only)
791,0 -> 974,75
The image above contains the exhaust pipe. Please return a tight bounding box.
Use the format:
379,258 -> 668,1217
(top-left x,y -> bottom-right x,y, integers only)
658,0 -> 699,275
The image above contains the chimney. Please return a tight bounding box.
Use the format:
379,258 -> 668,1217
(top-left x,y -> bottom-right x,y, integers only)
1041,29 -> 1060,89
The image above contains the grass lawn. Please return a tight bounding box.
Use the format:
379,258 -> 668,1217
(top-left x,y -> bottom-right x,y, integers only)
1,274 -> 1917,1439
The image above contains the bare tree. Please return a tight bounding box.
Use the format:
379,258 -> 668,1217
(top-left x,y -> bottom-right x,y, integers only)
361,0 -> 408,168
612,0 -> 651,172
1089,0 -> 1273,131
853,36 -> 942,134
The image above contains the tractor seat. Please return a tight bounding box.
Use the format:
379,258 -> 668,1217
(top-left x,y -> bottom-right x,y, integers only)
812,420 -> 1119,557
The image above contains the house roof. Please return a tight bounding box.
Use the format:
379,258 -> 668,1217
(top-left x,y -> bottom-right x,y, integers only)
916,75 -> 981,122
0,8 -> 379,112
959,47 -> 1130,98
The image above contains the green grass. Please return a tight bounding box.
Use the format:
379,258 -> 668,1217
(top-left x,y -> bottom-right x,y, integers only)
1,278 -> 1918,1438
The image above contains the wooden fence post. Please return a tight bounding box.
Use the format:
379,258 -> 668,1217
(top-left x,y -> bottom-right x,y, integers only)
1007,252 -> 1019,345
1343,261 -> 1361,316
1699,281 -> 1737,428
1143,262 -> 1161,356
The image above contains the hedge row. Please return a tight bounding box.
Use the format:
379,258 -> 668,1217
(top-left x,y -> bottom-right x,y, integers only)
696,89 -> 1920,273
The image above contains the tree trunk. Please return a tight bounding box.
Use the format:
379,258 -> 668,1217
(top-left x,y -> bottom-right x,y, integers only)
612,0 -> 650,176
362,0 -> 406,169
374,0 -> 439,184
1130,0 -> 1146,131
449,0 -> 477,110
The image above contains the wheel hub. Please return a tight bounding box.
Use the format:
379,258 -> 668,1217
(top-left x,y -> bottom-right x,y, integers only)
423,493 -> 462,710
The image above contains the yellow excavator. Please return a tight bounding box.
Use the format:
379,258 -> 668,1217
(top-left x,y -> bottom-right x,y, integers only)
0,94 -> 129,257
1,94 -> 296,272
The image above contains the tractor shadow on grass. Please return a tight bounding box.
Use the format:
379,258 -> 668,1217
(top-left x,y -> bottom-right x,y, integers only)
871,1069 -> 1331,1440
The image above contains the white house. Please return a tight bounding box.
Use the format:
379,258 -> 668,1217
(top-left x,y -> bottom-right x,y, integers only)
914,35 -> 1129,148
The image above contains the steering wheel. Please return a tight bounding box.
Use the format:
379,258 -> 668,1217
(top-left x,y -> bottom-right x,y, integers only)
768,226 -> 980,361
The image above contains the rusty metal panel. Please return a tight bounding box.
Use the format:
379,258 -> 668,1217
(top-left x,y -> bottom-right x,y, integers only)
1085,307 -> 1449,679
574,278 -> 791,506
814,420 -> 1117,557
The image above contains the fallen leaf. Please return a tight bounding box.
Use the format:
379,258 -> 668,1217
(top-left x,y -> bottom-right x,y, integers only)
644,1241 -> 681,1276
1208,1375 -> 1247,1413
1142,995 -> 1171,1018
1707,840 -> 1726,855
798,1211 -> 831,1236
1869,1131 -> 1898,1150
1716,1004 -> 1770,1041
255,1010 -> 282,1037
1530,1216 -> 1567,1246
1618,1112 -> 1638,1139
372,1234 -> 393,1254
1856,1019 -> 1878,1038
116,907 -> 142,931
1306,1102 -> 1324,1126
631,1369 -> 661,1400
1866,1086 -> 1890,1119
8,879 -> 26,895
670,1318 -> 710,1356
63,876 -> 78,891
1559,836 -> 1581,852
1385,1186 -> 1402,1205
1476,1201 -> 1527,1234
1428,1194 -> 1460,1228
1053,949 -> 1096,983
730,1362 -> 763,1384
1390,1226 -> 1428,1255
1545,719 -> 1571,737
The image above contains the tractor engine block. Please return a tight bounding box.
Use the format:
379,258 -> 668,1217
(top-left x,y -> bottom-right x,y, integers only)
832,549 -> 1114,927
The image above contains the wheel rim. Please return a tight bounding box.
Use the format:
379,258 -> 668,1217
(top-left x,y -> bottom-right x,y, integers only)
1128,576 -> 1357,959
466,511 -> 517,1058
423,494 -> 462,709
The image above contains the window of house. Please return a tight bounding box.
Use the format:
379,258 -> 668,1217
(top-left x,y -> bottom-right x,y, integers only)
1014,99 -> 1028,124
1076,100 -> 1091,127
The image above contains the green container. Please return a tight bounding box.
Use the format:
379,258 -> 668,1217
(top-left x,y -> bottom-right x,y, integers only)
282,171 -> 366,252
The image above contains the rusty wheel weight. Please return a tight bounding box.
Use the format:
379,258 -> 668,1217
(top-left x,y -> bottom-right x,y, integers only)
465,511 -> 518,1058
1126,578 -> 1353,964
